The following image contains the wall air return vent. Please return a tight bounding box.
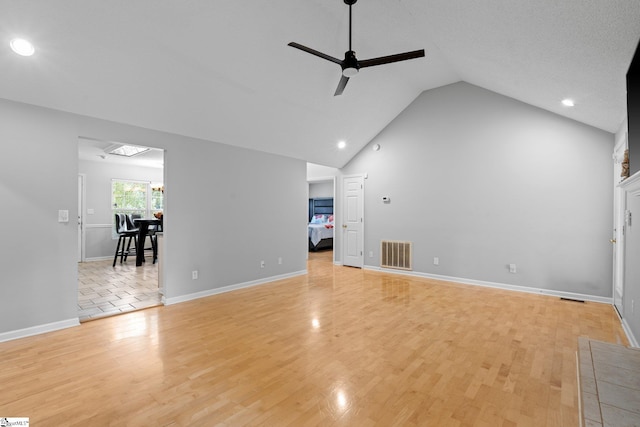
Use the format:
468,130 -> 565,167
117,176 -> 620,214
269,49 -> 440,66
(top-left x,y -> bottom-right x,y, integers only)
380,240 -> 412,270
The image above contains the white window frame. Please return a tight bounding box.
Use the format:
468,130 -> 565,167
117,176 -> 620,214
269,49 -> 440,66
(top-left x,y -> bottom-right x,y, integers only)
111,179 -> 163,237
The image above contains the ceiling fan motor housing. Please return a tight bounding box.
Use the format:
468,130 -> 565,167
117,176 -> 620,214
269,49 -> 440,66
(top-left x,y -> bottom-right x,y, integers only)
342,51 -> 359,76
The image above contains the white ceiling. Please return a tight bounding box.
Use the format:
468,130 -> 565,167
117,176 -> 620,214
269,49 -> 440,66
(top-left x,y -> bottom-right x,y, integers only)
2,0 -> 639,168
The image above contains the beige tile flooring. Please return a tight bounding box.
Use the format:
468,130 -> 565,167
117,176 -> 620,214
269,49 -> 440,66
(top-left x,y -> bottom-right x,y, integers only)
578,337 -> 640,426
77,258 -> 162,322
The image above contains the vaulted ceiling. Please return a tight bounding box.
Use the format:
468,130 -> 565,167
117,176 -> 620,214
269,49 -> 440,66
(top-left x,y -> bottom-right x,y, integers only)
2,0 -> 639,168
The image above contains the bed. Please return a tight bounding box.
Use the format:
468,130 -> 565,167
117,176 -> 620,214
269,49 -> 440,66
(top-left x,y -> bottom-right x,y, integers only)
308,198 -> 334,251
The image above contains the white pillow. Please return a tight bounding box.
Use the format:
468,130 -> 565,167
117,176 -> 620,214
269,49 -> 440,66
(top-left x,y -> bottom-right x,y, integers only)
310,214 -> 325,224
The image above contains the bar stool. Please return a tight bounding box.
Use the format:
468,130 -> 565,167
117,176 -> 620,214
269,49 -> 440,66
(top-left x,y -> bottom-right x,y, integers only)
112,213 -> 138,267
130,214 -> 158,263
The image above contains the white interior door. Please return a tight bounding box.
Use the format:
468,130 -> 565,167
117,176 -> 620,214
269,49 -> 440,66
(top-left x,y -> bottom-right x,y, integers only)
342,175 -> 364,268
613,137 -> 627,317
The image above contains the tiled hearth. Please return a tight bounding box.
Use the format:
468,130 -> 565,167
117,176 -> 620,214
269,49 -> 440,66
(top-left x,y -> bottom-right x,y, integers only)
78,258 -> 161,321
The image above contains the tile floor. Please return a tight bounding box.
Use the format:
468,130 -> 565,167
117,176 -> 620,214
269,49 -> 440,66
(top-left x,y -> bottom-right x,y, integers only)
578,337 -> 640,426
78,257 -> 162,322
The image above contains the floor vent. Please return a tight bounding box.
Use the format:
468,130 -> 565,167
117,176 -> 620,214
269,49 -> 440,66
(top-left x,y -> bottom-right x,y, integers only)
380,240 -> 412,270
560,297 -> 585,303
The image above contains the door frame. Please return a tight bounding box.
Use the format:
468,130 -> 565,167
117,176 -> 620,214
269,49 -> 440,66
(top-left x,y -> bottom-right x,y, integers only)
307,176 -> 337,264
78,173 -> 86,262
613,131 -> 628,317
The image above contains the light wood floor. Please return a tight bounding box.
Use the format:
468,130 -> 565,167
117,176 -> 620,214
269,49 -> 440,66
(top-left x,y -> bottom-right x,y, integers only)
1,251 -> 627,426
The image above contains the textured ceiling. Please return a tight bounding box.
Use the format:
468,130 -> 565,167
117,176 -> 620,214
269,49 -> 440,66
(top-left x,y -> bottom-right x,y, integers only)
2,0 -> 639,168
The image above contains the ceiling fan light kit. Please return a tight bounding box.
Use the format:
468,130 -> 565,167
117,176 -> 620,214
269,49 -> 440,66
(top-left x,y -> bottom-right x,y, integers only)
288,0 -> 425,96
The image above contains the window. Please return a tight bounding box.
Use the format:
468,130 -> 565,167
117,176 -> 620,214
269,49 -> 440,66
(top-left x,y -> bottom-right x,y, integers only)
112,180 -> 163,236
151,185 -> 164,213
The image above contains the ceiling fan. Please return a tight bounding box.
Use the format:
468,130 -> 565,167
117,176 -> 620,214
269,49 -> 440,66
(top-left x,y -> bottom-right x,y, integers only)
288,0 -> 425,96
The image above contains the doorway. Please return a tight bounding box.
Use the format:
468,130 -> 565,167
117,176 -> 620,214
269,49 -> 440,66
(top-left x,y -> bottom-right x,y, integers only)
308,177 -> 336,264
77,137 -> 165,321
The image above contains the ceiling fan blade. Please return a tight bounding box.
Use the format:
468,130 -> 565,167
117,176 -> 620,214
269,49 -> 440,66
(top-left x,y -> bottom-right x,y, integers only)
334,75 -> 349,96
359,49 -> 425,68
288,42 -> 342,65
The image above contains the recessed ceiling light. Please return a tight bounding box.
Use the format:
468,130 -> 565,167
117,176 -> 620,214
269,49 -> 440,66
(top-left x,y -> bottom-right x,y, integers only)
10,38 -> 35,56
561,98 -> 575,107
337,141 -> 346,149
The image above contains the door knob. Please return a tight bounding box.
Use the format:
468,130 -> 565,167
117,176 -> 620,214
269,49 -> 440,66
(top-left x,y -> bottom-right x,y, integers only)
342,224 -> 347,229
610,239 -> 617,244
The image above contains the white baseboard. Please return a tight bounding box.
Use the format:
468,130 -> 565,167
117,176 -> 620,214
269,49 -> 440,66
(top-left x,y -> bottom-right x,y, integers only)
165,270 -> 308,306
363,265 -> 613,304
0,318 -> 80,343
621,317 -> 639,348
83,256 -> 113,262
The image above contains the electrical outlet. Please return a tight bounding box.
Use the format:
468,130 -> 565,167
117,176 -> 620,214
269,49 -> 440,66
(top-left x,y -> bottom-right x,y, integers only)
260,260 -> 265,268
433,257 -> 439,266
509,264 -> 517,273
278,257 -> 282,265
369,251 -> 373,258
192,270 -> 198,280
633,299 -> 635,314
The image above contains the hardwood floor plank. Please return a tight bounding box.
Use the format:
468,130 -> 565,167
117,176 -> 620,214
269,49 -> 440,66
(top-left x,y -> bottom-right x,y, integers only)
0,250 -> 628,425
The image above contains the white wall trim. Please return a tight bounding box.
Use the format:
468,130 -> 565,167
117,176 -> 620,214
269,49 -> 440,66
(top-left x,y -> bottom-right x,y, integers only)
164,270 -> 308,306
0,318 -> 80,343
621,317 -> 639,348
78,173 -> 87,262
619,170 -> 640,196
363,265 -> 613,304
84,256 -> 113,262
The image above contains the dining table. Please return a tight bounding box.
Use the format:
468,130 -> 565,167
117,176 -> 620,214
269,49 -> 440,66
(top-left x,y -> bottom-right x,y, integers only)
132,218 -> 162,266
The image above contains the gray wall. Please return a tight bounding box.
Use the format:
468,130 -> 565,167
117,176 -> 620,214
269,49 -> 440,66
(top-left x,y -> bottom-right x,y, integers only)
79,158 -> 163,259
0,100 -> 79,332
307,163 -> 339,180
77,117 -> 308,302
309,181 -> 333,199
160,138 -> 307,297
341,82 -> 614,298
0,98 -> 308,336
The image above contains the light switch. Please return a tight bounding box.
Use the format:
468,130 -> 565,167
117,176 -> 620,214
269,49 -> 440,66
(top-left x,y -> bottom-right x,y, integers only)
58,210 -> 69,223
